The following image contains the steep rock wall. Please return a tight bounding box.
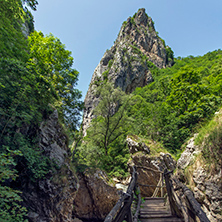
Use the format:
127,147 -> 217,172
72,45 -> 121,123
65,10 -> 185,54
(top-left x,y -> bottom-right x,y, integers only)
22,110 -> 78,222
177,136 -> 222,222
83,8 -> 173,136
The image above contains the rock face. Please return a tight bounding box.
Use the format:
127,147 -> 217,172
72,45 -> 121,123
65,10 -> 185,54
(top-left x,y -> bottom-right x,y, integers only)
73,169 -> 119,221
176,136 -> 222,222
126,136 -> 150,154
83,8 -> 174,136
127,137 -> 176,197
22,110 -> 78,222
177,134 -> 200,170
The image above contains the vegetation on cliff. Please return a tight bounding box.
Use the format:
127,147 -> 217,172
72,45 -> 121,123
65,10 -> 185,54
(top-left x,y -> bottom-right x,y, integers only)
0,1 -> 82,221
130,50 -> 222,152
79,9 -> 222,179
80,49 -> 222,177
1,4 -> 222,220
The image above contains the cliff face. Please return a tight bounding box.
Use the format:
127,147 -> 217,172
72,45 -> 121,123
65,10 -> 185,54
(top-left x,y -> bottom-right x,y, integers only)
177,135 -> 222,222
22,110 -> 78,222
21,110 -> 118,222
83,8 -> 173,135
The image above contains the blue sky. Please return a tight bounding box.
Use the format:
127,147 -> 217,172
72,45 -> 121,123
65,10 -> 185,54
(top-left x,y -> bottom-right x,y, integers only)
32,0 -> 222,99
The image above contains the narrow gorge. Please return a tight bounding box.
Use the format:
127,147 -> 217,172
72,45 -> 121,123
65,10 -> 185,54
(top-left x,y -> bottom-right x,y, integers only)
1,3 -> 222,222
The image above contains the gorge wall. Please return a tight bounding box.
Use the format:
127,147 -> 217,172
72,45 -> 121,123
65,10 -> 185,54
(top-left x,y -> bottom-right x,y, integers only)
21,110 -> 79,222
177,134 -> 222,222
21,110 -> 119,222
83,8 -> 174,135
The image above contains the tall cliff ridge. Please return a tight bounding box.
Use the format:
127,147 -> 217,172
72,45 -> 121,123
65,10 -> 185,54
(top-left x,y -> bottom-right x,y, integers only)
83,8 -> 174,135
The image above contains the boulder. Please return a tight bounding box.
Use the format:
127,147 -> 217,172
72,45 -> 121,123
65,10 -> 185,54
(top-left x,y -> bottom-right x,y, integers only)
127,137 -> 176,197
73,169 -> 119,221
177,134 -> 200,169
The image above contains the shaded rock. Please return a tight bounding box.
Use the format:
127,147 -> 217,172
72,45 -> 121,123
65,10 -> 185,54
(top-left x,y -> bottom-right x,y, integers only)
22,110 -> 78,222
193,187 -> 205,204
73,169 -> 119,221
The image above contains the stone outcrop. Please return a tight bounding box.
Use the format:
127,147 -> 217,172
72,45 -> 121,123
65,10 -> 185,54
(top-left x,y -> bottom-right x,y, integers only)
126,136 -> 150,154
73,169 -> 119,221
177,134 -> 200,170
176,136 -> 222,222
22,110 -> 78,222
83,8 -> 174,136
127,137 -> 176,197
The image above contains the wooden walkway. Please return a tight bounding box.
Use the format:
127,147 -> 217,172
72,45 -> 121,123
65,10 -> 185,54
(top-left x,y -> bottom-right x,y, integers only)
139,197 -> 184,222
104,166 -> 210,222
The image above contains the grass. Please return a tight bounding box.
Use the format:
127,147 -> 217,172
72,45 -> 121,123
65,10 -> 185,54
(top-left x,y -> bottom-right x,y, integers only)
195,109 -> 222,167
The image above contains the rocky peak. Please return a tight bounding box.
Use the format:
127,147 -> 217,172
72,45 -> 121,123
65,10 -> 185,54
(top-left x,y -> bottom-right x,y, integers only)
83,8 -> 174,135
134,8 -> 148,26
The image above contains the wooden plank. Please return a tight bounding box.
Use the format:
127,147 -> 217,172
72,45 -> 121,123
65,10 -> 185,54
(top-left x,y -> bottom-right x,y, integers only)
114,195 -> 133,222
182,186 -> 210,222
163,169 -> 177,216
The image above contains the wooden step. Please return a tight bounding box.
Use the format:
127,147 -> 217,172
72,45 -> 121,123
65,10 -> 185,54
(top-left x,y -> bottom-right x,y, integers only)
140,217 -> 184,222
140,209 -> 171,214
139,197 -> 183,222
140,213 -> 172,218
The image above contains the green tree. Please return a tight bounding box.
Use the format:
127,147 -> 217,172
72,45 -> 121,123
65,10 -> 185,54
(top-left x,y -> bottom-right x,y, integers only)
78,83 -> 131,176
86,82 -> 131,155
0,58 -> 54,179
28,31 -> 83,130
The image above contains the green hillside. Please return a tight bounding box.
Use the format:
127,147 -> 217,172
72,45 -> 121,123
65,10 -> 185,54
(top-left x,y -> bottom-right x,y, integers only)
131,50 -> 222,151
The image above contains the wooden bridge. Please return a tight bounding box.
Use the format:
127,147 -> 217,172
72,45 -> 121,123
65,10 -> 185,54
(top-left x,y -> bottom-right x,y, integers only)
104,166 -> 210,222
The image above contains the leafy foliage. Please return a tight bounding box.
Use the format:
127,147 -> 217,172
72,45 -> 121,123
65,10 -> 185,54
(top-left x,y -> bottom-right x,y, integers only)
28,31 -> 83,130
195,111 -> 222,166
0,0 -> 29,61
0,57 -> 54,179
77,83 -> 131,177
0,149 -> 28,222
129,50 -> 222,152
0,0 -> 82,220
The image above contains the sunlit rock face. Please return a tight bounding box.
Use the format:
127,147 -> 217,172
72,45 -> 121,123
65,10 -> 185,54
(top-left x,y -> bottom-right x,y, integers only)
127,137 -> 176,197
176,136 -> 222,222
83,8 -> 173,136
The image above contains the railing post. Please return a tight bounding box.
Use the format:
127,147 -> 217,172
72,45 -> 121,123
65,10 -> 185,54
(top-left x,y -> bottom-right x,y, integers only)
161,172 -> 164,197
126,206 -> 133,222
182,186 -> 210,222
164,169 -> 177,216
